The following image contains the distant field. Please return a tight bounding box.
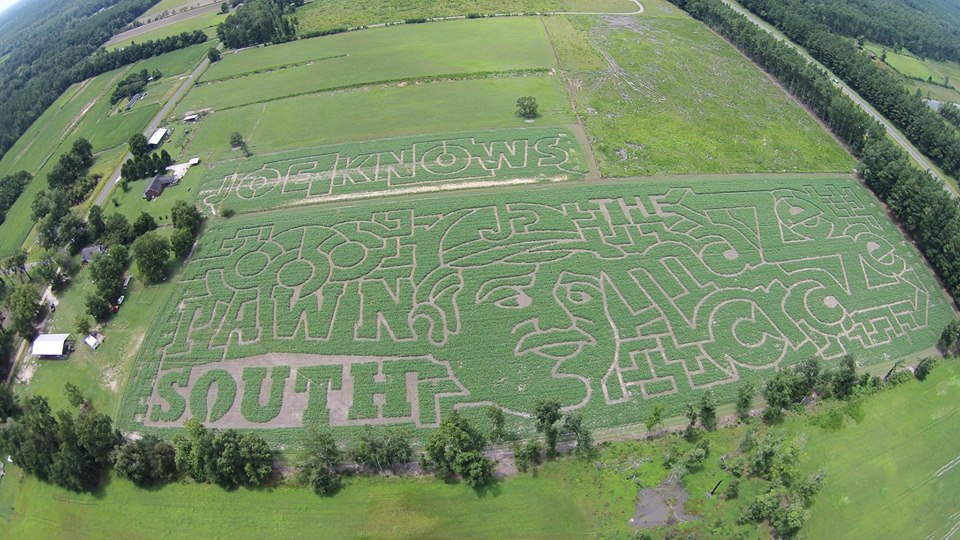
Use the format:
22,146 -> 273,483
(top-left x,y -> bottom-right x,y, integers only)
293,0 -> 638,34
182,75 -> 574,161
0,68 -> 129,256
177,17 -> 556,113
547,15 -> 855,176
0,41 -> 206,257
130,41 -> 210,78
140,0 -> 216,20
107,10 -> 223,50
864,42 -> 960,103
119,176 -> 951,443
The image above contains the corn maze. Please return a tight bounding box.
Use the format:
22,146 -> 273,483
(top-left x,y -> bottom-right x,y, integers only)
198,128 -> 589,214
120,177 -> 953,437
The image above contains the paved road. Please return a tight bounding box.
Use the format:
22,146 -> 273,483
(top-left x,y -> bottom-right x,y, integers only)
720,0 -> 952,192
94,54 -> 212,208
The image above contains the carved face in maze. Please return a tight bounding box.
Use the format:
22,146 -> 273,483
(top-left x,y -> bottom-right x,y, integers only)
467,258 -> 619,408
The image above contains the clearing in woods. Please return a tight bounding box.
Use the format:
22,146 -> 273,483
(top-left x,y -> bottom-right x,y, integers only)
119,176 -> 953,440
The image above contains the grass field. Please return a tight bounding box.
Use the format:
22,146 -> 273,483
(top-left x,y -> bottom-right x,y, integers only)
177,17 -> 557,114
6,358 -> 957,538
547,14 -> 855,176
182,74 -> 574,161
107,10 -> 223,50
864,42 -> 960,103
196,127 -> 589,213
293,0 -> 639,35
799,363 -> 960,539
117,175 -> 952,443
140,0 -> 215,20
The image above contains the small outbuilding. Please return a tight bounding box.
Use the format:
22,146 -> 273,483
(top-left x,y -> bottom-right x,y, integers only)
84,334 -> 102,350
144,174 -> 178,200
184,113 -> 199,122
31,333 -> 72,359
147,127 -> 168,148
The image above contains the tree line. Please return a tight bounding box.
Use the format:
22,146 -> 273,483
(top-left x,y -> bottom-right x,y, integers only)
735,0 -> 960,179
942,105 -> 960,132
667,0 -> 960,306
121,133 -> 173,180
216,0 -> 303,49
31,138 -> 97,252
741,0 -> 960,64
0,171 -> 31,225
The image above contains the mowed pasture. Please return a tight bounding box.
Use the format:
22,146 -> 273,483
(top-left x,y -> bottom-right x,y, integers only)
119,176 -> 952,442
197,128 -> 589,213
800,363 -> 960,539
183,75 -> 574,160
177,17 -> 558,113
293,0 -> 640,35
546,14 -> 855,176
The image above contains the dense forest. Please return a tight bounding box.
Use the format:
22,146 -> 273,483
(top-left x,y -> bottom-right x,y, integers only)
216,0 -> 303,48
943,105 -> 960,131
736,0 -> 960,179
667,0 -> 960,303
742,0 -> 960,64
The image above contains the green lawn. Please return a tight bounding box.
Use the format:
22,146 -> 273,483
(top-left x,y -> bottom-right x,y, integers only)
546,14 -> 855,176
800,362 -> 960,539
20,257 -> 177,416
0,464 -> 596,539
178,17 -> 557,113
182,74 -> 574,160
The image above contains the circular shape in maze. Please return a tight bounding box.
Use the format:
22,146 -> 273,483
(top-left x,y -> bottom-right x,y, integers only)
278,259 -> 315,288
329,241 -> 366,269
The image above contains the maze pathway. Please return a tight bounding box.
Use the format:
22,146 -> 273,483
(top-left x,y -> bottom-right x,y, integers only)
122,177 -> 953,433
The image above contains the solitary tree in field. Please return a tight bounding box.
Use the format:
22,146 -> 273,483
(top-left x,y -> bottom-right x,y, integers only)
208,47 -> 221,63
736,381 -> 755,419
229,132 -> 250,156
516,96 -> 538,119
